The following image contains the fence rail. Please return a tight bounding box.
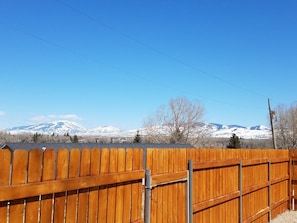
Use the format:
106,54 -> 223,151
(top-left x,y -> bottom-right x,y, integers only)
0,147 -> 294,223
0,148 -> 144,223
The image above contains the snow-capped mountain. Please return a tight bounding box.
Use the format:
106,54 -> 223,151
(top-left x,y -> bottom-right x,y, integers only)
6,120 -> 87,135
4,120 -> 272,139
203,123 -> 271,139
87,125 -> 121,136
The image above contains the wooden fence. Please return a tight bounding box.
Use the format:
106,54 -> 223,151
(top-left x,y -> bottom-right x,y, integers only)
0,147 -> 293,223
0,148 -> 144,223
186,149 -> 290,223
290,150 -> 297,211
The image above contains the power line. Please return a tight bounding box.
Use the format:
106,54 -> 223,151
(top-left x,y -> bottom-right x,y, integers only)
55,0 -> 268,99
0,3 -> 266,113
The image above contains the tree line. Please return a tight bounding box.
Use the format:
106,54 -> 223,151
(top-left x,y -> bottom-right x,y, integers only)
1,97 -> 296,149
141,97 -> 297,149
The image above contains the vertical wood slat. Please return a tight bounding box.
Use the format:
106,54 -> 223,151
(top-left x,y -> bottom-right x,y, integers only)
65,149 -> 80,223
9,150 -> 28,223
138,148 -> 144,220
53,149 -> 69,223
190,149 -> 290,223
77,148 -> 91,222
172,149 -> 179,223
25,149 -> 43,222
115,148 -> 125,222
0,150 -> 11,223
0,147 -> 292,223
163,149 -> 169,223
40,149 -> 55,223
156,148 -> 163,223
107,148 -> 117,223
167,149 -> 174,223
150,149 -> 158,223
88,148 -> 101,223
122,148 -> 133,223
131,148 -> 142,222
97,148 -> 109,222
180,148 -> 187,221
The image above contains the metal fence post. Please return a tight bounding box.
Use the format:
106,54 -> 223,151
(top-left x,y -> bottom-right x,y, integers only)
188,160 -> 193,223
145,169 -> 151,223
268,161 -> 272,221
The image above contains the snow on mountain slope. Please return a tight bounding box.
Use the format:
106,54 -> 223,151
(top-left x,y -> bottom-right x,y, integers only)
87,125 -> 121,136
204,123 -> 271,139
4,121 -> 272,139
7,120 -> 87,135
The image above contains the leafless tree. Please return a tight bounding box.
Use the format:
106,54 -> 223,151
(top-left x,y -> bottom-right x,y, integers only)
143,97 -> 206,146
274,103 -> 297,149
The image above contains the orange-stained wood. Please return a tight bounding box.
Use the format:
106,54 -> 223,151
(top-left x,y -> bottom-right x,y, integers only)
106,148 -> 118,223
193,158 -> 241,170
65,148 -> 80,223
97,148 -> 109,222
77,149 -> 91,222
25,149 -> 43,222
0,150 -> 11,221
0,148 -> 293,223
40,149 -> 55,223
0,170 -> 145,202
151,170 -> 188,186
242,158 -> 269,167
53,149 -> 69,223
122,148 -> 133,223
88,148 -> 101,223
9,150 -> 28,223
242,207 -> 270,223
193,190 -> 240,213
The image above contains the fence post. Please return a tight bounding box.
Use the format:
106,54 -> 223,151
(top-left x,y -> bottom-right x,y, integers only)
239,160 -> 243,223
289,157 -> 292,211
145,169 -> 151,223
292,158 -> 295,211
268,161 -> 272,221
188,160 -> 193,223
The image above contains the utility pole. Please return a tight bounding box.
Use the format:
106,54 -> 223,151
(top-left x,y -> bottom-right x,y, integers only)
268,98 -> 277,149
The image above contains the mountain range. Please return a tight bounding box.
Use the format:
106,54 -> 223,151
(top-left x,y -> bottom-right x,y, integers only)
3,120 -> 272,139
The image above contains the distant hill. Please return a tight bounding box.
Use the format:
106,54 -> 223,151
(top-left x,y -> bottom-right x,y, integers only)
202,123 -> 271,139
4,120 -> 271,139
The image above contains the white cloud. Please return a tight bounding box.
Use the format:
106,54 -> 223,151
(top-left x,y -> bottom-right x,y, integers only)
60,114 -> 82,120
31,114 -> 83,122
0,111 -> 6,116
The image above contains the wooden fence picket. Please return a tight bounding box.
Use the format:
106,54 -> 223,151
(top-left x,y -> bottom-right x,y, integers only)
40,149 -> 55,223
0,150 -> 11,223
65,148 -> 80,222
168,148 -> 175,223
53,149 -> 69,222
162,149 -> 169,223
77,148 -> 91,222
88,148 -> 101,223
9,150 -> 28,223
115,148 -> 125,223
131,148 -> 143,222
156,148 -> 164,223
122,148 -> 133,223
97,148 -> 109,222
106,148 -> 117,223
25,149 -> 43,222
0,147 -> 293,223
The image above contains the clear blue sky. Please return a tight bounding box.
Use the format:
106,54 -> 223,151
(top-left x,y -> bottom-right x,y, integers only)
0,0 -> 296,130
